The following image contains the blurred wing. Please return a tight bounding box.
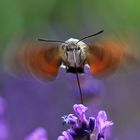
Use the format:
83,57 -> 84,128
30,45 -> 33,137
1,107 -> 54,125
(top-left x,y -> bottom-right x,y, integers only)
4,39 -> 62,81
86,39 -> 139,77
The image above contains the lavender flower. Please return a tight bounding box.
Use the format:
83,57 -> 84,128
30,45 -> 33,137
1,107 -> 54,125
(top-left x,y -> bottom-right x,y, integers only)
58,104 -> 113,140
96,111 -> 114,140
24,127 -> 48,140
0,97 -> 10,140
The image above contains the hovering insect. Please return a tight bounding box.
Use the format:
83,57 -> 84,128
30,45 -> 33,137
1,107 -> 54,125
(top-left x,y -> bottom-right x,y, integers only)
4,30 -> 138,81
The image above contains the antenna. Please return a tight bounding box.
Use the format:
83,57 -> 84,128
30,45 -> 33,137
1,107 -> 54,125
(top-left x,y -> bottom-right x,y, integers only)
77,30 -> 104,44
37,38 -> 67,44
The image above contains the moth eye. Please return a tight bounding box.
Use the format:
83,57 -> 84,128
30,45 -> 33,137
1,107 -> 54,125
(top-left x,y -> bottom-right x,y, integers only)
77,47 -> 80,50
66,47 -> 72,51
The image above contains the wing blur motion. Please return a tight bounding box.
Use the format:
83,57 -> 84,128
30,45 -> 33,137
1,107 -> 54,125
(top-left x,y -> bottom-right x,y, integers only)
86,39 -> 139,77
4,39 -> 62,81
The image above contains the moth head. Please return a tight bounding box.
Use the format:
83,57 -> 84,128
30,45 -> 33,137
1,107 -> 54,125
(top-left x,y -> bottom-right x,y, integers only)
62,38 -> 87,51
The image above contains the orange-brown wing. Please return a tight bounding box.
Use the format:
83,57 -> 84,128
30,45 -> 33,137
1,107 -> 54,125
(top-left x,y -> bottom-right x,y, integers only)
86,39 -> 137,77
4,39 -> 62,81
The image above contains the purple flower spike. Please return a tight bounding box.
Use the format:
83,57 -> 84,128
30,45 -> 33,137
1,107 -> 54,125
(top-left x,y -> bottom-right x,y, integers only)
59,104 -> 95,140
73,104 -> 88,122
58,104 -> 113,140
96,111 -> 113,137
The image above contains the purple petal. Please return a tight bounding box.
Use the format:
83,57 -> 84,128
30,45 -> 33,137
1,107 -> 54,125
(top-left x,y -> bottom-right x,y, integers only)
57,136 -> 66,140
67,114 -> 78,128
97,111 -> 107,122
96,110 -> 113,134
62,114 -> 78,128
73,104 -> 88,122
57,131 -> 73,140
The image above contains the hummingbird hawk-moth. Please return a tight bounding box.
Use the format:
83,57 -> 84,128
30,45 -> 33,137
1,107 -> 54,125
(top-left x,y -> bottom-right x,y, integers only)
4,30 -> 138,81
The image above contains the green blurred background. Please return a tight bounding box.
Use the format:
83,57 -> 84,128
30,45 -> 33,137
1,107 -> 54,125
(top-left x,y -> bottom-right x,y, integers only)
0,0 -> 140,50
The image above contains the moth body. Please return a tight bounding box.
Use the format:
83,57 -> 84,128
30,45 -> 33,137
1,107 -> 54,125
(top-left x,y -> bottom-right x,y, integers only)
61,38 -> 87,73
